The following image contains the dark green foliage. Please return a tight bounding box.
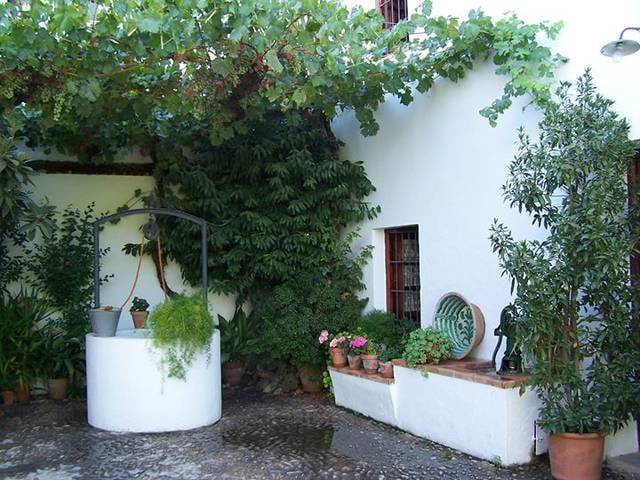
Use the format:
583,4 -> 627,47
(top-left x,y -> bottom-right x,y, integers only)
29,203 -> 105,342
357,310 -> 396,347
148,291 -> 215,380
0,290 -> 50,389
28,204 -> 108,393
402,327 -> 454,366
219,307 -> 259,364
0,132 -> 55,294
490,71 -> 640,435
253,235 -> 370,369
152,116 -> 378,297
130,297 -> 149,312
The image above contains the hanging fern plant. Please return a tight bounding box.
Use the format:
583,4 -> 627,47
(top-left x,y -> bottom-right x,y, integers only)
148,292 -> 214,380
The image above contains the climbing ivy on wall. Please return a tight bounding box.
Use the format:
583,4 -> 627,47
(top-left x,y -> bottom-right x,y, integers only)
150,115 -> 378,297
0,0 -> 566,161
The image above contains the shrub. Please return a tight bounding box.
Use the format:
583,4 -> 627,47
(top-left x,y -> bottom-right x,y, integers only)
357,310 -> 396,347
490,71 -> 640,435
402,327 -> 454,367
253,238 -> 369,369
148,292 -> 215,380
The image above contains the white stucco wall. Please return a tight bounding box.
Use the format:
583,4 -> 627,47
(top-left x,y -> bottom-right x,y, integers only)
26,173 -> 236,327
333,0 -> 640,361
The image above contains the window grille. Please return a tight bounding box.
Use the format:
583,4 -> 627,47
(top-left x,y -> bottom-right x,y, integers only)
378,0 -> 408,30
385,225 -> 420,326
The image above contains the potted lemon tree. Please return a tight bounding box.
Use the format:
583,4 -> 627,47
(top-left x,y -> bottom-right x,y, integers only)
491,71 -> 640,480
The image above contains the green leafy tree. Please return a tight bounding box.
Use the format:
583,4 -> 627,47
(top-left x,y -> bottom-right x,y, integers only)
0,0 -> 565,160
490,71 -> 640,435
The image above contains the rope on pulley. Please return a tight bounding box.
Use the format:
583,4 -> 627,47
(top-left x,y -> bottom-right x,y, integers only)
119,221 -> 169,311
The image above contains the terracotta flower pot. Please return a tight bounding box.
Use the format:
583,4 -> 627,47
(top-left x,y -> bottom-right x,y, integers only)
548,432 -> 605,480
379,361 -> 394,379
1,390 -> 15,406
361,354 -> 379,374
16,386 -> 30,403
329,347 -> 347,368
347,354 -> 362,370
391,358 -> 407,368
223,360 -> 245,386
48,378 -> 68,401
131,311 -> 149,329
298,365 -> 323,393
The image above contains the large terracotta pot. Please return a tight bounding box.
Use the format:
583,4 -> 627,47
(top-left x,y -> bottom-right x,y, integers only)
298,365 -> 323,393
329,347 -> 347,368
347,354 -> 362,370
548,432 -> 605,480
222,360 -> 245,386
48,378 -> 68,401
16,386 -> 30,403
131,311 -> 148,329
361,354 -> 379,374
1,390 -> 15,405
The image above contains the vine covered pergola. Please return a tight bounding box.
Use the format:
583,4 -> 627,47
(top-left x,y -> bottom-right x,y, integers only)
0,0 -> 565,161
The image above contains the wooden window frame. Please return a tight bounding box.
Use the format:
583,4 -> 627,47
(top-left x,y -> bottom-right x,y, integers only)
385,225 -> 420,326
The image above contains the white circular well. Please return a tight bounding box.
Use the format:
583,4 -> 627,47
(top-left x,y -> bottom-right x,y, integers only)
86,329 -> 221,432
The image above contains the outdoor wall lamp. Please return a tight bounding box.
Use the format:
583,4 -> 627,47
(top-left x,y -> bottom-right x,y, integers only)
601,27 -> 640,61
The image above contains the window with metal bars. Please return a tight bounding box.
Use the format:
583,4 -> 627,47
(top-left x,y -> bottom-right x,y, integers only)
378,0 -> 408,30
385,225 -> 420,326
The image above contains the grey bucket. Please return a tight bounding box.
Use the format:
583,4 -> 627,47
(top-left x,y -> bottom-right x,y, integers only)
89,308 -> 122,337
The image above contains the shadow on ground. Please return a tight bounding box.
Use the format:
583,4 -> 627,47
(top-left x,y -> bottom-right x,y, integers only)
0,389 -> 633,479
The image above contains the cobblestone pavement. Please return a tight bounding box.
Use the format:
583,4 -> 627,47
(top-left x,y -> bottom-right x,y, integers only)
0,389 -> 634,479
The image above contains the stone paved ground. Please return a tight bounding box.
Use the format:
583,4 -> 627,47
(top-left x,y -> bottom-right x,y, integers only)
0,389 -> 635,480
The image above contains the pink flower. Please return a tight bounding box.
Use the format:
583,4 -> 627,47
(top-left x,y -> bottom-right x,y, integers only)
349,336 -> 367,348
329,338 -> 339,348
318,330 -> 329,344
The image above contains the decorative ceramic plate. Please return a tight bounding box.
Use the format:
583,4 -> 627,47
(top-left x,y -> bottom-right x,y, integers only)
433,292 -> 485,360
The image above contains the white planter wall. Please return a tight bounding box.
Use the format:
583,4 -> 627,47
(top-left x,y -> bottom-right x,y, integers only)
330,367 -> 639,465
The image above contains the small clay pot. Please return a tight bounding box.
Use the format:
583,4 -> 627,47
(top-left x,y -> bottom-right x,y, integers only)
347,354 -> 362,370
379,361 -> 394,379
329,347 -> 347,368
298,365 -> 323,393
131,310 -> 149,329
1,390 -> 15,406
223,360 -> 245,386
48,378 -> 68,401
361,354 -> 379,374
16,386 -> 30,403
549,432 -> 605,480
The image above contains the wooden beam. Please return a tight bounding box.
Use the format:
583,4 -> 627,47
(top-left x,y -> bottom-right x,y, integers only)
29,160 -> 154,176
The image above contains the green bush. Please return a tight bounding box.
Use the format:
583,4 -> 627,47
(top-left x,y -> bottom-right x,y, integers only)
402,327 -> 454,367
356,310 -> 396,347
219,307 -> 259,364
253,237 -> 369,369
148,292 -> 215,380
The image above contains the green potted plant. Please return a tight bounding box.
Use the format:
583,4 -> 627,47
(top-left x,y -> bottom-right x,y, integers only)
130,296 -> 150,329
0,358 -> 17,405
147,292 -> 215,380
490,71 -> 640,480
378,345 -> 403,379
37,324 -> 80,401
402,327 -> 453,367
360,340 -> 379,374
219,307 -> 258,386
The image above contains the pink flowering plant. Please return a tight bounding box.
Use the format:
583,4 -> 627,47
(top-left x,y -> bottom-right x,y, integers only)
318,330 -> 348,349
346,334 -> 368,356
